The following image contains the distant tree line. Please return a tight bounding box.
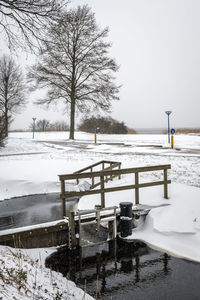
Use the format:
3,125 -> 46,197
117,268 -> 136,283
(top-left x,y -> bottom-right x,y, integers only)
78,116 -> 128,134
30,119 -> 69,132
163,128 -> 200,134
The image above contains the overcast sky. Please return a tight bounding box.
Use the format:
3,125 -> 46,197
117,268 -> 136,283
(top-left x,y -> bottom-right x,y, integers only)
1,0 -> 200,130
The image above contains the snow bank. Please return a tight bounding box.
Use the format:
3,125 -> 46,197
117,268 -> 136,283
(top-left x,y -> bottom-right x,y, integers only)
128,183 -> 200,263
0,246 -> 93,300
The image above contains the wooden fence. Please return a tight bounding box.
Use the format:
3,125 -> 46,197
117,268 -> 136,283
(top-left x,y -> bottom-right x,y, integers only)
74,160 -> 121,188
59,163 -> 171,217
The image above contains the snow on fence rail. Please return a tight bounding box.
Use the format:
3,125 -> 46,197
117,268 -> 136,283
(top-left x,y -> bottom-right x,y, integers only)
58,163 -> 171,217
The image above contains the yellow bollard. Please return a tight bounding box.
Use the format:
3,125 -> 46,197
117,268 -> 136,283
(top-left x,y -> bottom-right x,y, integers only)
94,133 -> 97,144
171,135 -> 174,149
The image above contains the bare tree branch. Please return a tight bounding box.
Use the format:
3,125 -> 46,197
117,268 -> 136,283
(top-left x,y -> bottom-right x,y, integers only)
0,0 -> 69,51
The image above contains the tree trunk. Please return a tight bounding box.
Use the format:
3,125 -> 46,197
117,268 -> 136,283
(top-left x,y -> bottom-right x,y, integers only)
4,112 -> 8,137
69,97 -> 75,140
4,78 -> 8,137
69,60 -> 76,140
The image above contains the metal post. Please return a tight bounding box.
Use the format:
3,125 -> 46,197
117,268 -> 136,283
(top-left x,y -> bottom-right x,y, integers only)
94,133 -> 97,144
32,117 -> 36,139
165,111 -> 172,144
171,135 -> 174,149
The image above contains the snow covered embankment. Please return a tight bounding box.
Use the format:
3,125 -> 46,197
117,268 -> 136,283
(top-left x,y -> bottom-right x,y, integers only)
0,246 -> 93,300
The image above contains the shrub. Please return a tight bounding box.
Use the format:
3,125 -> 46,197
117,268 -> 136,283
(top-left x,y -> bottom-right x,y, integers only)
78,116 -> 128,134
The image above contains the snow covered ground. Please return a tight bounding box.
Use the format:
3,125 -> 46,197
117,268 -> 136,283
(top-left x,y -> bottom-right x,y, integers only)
0,245 -> 93,300
0,131 -> 200,299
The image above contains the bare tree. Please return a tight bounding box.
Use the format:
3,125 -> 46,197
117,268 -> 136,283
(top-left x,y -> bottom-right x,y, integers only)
0,0 -> 67,50
28,5 -> 120,139
35,119 -> 51,131
0,55 -> 26,136
50,120 -> 69,131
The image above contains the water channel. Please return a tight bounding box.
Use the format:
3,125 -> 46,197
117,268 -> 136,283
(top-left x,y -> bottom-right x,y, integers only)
0,193 -> 78,230
1,195 -> 200,299
46,238 -> 200,300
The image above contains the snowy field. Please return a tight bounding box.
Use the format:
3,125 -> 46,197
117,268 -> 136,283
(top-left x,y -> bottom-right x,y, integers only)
0,131 -> 200,299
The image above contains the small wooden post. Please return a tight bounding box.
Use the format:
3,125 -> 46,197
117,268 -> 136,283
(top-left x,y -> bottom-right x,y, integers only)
164,169 -> 168,199
110,162 -> 113,181
108,208 -> 117,240
103,162 -> 108,182
91,167 -> 94,187
96,210 -> 100,232
69,211 -> 76,249
118,163 -> 121,179
61,180 -> 66,218
113,207 -> 117,239
135,172 -> 139,204
78,214 -> 82,247
100,175 -> 105,208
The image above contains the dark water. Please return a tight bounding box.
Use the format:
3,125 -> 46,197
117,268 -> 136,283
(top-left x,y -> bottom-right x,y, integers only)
0,193 -> 78,230
46,238 -> 200,300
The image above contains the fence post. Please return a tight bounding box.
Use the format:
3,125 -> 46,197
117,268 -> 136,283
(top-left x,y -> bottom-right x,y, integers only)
91,167 -> 94,187
100,175 -> 105,208
135,172 -> 139,204
96,210 -> 100,231
118,163 -> 121,179
69,211 -> 76,249
110,162 -> 113,181
61,180 -> 66,218
164,169 -> 168,199
103,162 -> 108,182
78,213 -> 82,247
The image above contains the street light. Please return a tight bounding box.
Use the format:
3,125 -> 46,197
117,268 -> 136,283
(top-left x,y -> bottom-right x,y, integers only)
32,118 -> 36,139
165,111 -> 172,143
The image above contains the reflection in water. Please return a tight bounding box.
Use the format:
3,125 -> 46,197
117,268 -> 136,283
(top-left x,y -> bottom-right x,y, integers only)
0,193 -> 78,230
46,239 -> 200,300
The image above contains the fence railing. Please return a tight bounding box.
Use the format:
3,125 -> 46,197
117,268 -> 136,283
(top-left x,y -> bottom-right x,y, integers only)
58,163 -> 171,217
74,160 -> 121,188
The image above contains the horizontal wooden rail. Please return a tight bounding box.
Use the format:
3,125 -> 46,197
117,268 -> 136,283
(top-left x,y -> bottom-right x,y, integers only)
59,163 -> 171,217
74,160 -> 120,174
77,206 -> 118,216
74,160 -> 121,188
59,164 -> 171,181
61,180 -> 171,199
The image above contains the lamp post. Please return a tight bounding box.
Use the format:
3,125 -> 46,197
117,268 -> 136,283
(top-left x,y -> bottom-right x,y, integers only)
165,111 -> 172,143
32,118 -> 36,139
